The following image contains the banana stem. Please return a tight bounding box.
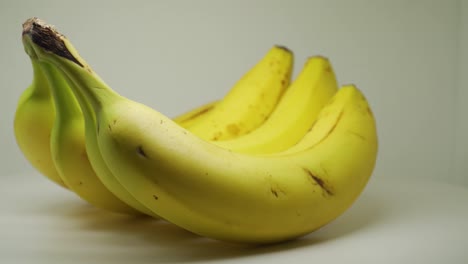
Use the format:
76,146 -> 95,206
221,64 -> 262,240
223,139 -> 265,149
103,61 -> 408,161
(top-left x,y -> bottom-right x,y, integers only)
22,17 -> 120,116
29,59 -> 51,98
39,61 -> 82,120
60,67 -> 98,128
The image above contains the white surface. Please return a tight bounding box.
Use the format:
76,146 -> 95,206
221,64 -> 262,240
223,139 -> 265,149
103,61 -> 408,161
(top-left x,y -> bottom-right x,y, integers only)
1,0 -> 467,185
1,173 -> 467,264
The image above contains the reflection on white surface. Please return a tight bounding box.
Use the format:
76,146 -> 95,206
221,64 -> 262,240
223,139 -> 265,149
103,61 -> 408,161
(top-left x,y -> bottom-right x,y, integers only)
1,173 -> 467,264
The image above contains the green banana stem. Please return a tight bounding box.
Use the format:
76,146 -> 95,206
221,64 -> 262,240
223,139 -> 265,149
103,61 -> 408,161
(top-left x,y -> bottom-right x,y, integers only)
29,59 -> 51,98
41,50 -> 100,135
60,69 -> 97,125
21,21 -> 97,136
39,61 -> 82,120
69,61 -> 118,112
40,51 -> 116,117
22,18 -> 118,117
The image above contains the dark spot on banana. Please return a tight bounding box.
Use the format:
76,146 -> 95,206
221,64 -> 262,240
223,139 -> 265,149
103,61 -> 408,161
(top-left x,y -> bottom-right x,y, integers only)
153,194 -> 158,200
303,168 -> 334,196
108,124 -> 112,131
113,119 -> 117,125
96,123 -> 100,134
136,145 -> 148,159
347,130 -> 366,140
160,119 -> 163,124
211,131 -> 222,141
366,106 -> 373,116
226,124 -> 240,135
271,188 -> 279,198
78,181 -> 83,185
281,79 -> 287,86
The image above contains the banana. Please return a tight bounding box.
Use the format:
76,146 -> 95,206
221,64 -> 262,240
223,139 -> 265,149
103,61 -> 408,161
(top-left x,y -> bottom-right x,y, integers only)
186,46 -> 293,141
18,18 -> 291,216
17,18 -> 291,195
177,46 -> 293,137
14,56 -> 67,188
214,56 -> 338,154
22,19 -> 160,216
26,20 -> 378,244
35,57 -> 143,214
13,39 -> 216,193
103,85 -> 377,244
281,90 -> 355,154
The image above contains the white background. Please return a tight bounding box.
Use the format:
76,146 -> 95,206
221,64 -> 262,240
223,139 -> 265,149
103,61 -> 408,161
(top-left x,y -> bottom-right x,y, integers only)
1,173 -> 467,263
1,1 -> 468,263
0,0 -> 466,185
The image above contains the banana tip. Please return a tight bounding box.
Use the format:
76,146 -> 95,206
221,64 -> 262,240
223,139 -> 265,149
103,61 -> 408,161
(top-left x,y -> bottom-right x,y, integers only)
21,17 -> 83,67
274,45 -> 293,54
22,17 -> 59,36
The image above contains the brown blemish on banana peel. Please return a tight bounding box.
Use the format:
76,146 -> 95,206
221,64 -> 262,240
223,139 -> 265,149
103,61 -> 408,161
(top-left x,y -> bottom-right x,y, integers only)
303,168 -> 334,196
136,145 -> 148,159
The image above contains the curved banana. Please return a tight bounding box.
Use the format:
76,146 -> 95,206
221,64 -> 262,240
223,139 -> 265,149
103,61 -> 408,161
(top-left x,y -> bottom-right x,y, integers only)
27,23 -> 378,243
20,19 -> 295,215
104,85 -> 377,244
17,18 -> 291,200
186,46 -> 293,141
24,19 -> 160,216
214,56 -> 338,154
14,56 -> 67,188
13,39 -> 215,193
36,58 -> 143,214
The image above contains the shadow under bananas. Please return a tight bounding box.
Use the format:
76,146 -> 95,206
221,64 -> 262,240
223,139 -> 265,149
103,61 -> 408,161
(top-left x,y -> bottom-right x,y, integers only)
49,185 -> 387,264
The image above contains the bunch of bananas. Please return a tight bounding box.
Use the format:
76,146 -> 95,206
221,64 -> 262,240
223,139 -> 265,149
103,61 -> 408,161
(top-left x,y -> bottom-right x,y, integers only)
15,17 -> 378,244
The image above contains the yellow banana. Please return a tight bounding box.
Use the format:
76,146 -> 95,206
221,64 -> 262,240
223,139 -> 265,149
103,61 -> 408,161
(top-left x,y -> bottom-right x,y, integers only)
26,22 -> 378,244
214,56 -> 338,154
13,60 -> 216,194
175,47 -> 293,139
186,46 -> 293,141
37,58 -> 143,214
19,18 -> 289,215
13,47 -> 215,194
22,19 -> 159,216
104,85 -> 377,244
14,56 -> 67,188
